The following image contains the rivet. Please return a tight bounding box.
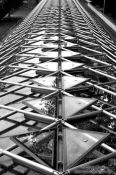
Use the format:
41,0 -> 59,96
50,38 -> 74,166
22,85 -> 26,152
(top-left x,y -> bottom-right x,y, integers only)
83,138 -> 88,142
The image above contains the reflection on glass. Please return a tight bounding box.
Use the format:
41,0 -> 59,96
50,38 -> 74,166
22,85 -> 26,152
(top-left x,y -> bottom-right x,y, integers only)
32,76 -> 56,88
36,98 -> 56,117
17,131 -> 54,166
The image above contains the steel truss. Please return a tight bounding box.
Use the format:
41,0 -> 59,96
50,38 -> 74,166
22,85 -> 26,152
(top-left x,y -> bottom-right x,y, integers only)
0,0 -> 116,174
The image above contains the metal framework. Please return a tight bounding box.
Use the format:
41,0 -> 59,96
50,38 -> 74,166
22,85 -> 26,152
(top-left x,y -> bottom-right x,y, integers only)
0,0 -> 116,174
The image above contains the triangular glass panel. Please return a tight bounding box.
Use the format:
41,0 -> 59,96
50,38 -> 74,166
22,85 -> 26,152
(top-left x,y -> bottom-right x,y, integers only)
47,36 -> 59,41
24,57 -> 40,64
0,125 -> 38,148
27,40 -> 44,47
61,40 -> 77,48
25,48 -> 44,54
43,42 -> 58,48
63,128 -> 109,170
41,51 -> 58,57
62,61 -> 83,70
38,62 -> 58,71
61,33 -> 76,40
61,50 -> 80,57
23,98 -> 56,117
62,76 -> 89,90
20,47 -> 45,56
13,130 -> 55,167
31,76 -> 56,88
62,95 -> 96,119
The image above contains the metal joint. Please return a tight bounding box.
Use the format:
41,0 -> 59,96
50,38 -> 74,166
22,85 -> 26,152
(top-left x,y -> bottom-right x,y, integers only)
62,171 -> 70,175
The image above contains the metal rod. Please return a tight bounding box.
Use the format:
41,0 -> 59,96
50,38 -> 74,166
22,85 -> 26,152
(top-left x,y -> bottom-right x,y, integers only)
0,148 -> 57,175
66,110 -> 102,121
92,105 -> 116,120
0,104 -> 57,123
0,80 -> 56,93
68,152 -> 116,174
11,136 -> 49,166
87,82 -> 116,97
85,66 -> 116,81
